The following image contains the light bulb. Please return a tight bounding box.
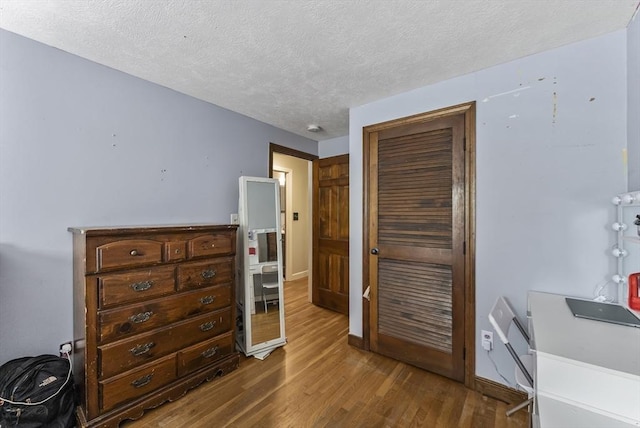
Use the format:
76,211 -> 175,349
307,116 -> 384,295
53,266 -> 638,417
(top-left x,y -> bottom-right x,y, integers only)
612,196 -> 622,205
611,222 -> 628,231
611,247 -> 628,257
622,194 -> 635,204
612,274 -> 626,284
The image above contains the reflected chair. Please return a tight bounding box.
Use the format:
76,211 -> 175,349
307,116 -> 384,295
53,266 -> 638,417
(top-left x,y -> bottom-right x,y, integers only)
488,296 -> 534,417
260,264 -> 280,313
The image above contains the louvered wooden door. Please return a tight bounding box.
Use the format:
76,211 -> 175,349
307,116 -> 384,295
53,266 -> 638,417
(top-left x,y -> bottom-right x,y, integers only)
312,154 -> 349,314
367,114 -> 466,382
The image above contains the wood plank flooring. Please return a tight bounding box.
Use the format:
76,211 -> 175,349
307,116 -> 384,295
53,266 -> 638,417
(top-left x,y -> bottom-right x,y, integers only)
123,278 -> 527,427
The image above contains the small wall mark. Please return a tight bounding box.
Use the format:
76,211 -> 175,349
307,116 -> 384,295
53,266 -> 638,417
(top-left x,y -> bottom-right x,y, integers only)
482,86 -> 531,103
589,97 -> 596,102
552,92 -> 557,124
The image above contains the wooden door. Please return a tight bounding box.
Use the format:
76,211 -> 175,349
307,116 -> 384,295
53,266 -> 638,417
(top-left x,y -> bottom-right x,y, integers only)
366,110 -> 468,382
312,154 -> 349,314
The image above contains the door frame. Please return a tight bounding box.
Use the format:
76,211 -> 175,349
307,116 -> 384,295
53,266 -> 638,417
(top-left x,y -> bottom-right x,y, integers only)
361,102 -> 476,388
269,143 -> 318,297
272,167 -> 293,280
269,143 -> 318,174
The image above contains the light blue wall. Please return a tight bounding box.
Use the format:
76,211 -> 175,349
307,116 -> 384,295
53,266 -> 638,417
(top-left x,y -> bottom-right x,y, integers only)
628,11 -> 640,190
318,135 -> 349,158
0,29 -> 317,363
349,30 -> 628,386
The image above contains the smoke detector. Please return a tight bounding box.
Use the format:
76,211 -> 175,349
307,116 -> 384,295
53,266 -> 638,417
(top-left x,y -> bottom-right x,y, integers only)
307,124 -> 322,133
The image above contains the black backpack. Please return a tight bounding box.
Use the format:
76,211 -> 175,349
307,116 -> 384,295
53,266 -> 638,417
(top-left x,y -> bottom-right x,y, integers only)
0,355 -> 75,428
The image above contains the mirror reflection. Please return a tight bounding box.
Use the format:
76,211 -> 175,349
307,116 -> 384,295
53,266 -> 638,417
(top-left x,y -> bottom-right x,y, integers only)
250,263 -> 281,346
257,232 -> 278,263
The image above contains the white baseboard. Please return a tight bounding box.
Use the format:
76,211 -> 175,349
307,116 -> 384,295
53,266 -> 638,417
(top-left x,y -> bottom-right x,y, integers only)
286,270 -> 308,282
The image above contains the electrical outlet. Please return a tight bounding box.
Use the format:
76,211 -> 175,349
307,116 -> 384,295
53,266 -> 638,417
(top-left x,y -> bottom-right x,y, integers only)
59,342 -> 73,356
481,330 -> 493,351
230,213 -> 239,225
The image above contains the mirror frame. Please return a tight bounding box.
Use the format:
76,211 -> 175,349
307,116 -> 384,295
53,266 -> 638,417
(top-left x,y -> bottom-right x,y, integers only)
237,176 -> 286,358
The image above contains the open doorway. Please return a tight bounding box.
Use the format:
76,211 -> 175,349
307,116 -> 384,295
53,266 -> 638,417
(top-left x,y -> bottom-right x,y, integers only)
272,168 -> 290,279
269,144 -> 317,298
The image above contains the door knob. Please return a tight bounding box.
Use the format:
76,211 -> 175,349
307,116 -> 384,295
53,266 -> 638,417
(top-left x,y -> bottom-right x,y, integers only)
371,248 -> 379,255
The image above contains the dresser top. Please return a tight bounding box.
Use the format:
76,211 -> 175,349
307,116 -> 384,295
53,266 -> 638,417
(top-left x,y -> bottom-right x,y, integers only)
68,224 -> 238,236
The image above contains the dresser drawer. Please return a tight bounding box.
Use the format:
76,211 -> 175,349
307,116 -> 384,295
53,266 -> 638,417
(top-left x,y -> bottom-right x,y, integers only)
98,285 -> 231,342
165,240 -> 187,262
100,354 -> 176,412
99,308 -> 232,378
177,257 -> 233,291
187,233 -> 233,258
177,332 -> 234,377
98,265 -> 176,308
95,239 -> 163,272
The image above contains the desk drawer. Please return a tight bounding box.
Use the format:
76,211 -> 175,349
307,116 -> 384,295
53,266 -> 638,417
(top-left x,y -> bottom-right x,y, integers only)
537,394 -> 639,427
536,352 -> 640,423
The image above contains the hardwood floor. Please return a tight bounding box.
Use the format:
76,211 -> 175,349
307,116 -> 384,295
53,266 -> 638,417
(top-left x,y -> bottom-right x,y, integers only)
123,278 -> 527,427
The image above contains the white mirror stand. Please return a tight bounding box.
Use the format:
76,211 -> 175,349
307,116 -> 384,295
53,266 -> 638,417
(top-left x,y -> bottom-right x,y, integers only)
236,176 -> 286,359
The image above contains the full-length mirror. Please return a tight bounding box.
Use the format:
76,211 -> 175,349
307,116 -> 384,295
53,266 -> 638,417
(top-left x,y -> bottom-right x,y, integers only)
236,176 -> 286,359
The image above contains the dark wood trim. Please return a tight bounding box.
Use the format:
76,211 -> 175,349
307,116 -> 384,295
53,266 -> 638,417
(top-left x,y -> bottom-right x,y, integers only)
312,158 -> 320,305
361,102 -> 476,389
362,127 -> 371,351
474,376 -> 528,405
269,143 -> 318,177
347,334 -> 364,349
463,102 -> 477,389
362,102 -> 474,133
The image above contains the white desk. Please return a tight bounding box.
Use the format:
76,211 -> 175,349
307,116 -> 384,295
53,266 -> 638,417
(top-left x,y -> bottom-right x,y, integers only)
528,292 -> 640,427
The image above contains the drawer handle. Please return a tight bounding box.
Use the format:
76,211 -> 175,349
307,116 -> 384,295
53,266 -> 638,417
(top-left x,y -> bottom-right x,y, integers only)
201,345 -> 219,359
200,295 -> 215,305
131,373 -> 153,388
129,342 -> 155,356
130,280 -> 153,292
201,269 -> 216,279
129,311 -> 153,324
129,249 -> 141,256
199,321 -> 216,332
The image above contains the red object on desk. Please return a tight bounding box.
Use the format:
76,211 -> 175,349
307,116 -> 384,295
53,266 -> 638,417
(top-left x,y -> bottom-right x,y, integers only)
629,272 -> 640,311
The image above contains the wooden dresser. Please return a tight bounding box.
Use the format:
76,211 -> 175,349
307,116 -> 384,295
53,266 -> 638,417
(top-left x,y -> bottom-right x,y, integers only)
69,224 -> 239,427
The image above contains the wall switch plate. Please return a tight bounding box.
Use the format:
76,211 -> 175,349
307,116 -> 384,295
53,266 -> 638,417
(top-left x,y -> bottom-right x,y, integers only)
481,330 -> 493,351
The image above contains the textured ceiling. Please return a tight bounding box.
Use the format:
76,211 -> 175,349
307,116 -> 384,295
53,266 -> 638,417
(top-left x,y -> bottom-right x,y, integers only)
1,1 -> 638,140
